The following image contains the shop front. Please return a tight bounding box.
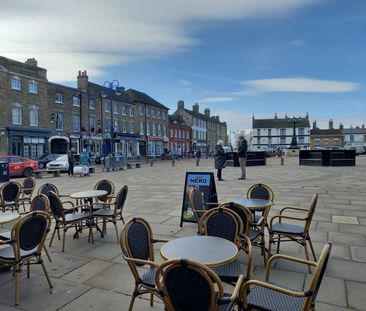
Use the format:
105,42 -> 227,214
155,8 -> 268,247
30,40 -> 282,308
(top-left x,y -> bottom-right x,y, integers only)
118,134 -> 139,158
148,137 -> 164,157
6,126 -> 50,159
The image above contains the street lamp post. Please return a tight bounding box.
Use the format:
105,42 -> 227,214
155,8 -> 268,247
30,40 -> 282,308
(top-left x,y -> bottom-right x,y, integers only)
101,80 -> 124,153
288,117 -> 301,149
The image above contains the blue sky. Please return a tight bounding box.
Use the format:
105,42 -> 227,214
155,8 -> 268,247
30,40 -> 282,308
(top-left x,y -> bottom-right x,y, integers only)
1,0 -> 365,131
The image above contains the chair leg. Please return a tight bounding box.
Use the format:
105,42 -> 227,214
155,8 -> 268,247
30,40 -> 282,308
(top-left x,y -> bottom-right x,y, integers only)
276,234 -> 281,254
62,229 -> 66,252
27,260 -> 30,278
303,241 -> 312,273
113,221 -> 119,242
307,237 -> 317,261
150,292 -> 154,306
49,226 -> 57,247
128,286 -> 138,311
15,263 -> 20,305
43,246 -> 52,262
39,257 -> 53,289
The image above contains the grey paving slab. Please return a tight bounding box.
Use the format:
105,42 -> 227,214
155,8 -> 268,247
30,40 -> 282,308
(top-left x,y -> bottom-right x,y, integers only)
327,259 -> 366,282
346,281 -> 366,311
332,215 -> 359,224
350,246 -> 366,263
328,232 -> 366,246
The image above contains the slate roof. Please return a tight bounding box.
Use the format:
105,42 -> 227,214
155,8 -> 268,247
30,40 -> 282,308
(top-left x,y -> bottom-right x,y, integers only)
88,82 -> 132,103
124,89 -> 169,110
341,128 -> 366,135
311,128 -> 343,135
253,117 -> 310,129
176,108 -> 226,126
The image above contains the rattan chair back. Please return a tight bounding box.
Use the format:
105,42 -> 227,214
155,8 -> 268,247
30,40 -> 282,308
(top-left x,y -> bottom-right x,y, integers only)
0,181 -> 21,205
189,188 -> 208,222
22,177 -> 36,196
46,191 -> 66,222
30,194 -> 50,212
246,183 -> 274,201
38,183 -> 59,196
155,258 -> 225,311
218,202 -> 252,236
94,179 -> 115,202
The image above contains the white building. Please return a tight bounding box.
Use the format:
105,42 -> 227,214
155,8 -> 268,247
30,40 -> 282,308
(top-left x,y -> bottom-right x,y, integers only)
252,113 -> 311,150
341,124 -> 366,147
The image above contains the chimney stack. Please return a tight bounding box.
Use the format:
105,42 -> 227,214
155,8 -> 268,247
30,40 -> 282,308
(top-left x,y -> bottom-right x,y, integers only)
25,58 -> 38,67
204,108 -> 210,117
193,103 -> 199,113
313,120 -> 317,130
329,119 -> 334,129
77,70 -> 89,92
177,100 -> 185,109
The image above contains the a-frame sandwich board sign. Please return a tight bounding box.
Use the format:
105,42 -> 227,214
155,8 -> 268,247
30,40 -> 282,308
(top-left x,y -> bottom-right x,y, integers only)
180,171 -> 218,227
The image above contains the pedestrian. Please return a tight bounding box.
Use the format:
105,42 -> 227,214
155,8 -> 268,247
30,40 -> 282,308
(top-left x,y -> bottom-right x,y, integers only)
196,150 -> 201,166
67,147 -> 76,176
237,135 -> 248,180
214,140 -> 226,181
80,149 -> 90,176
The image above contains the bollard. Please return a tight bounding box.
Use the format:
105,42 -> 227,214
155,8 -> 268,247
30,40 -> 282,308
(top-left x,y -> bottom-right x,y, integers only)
150,160 -> 154,167
172,159 -> 175,167
281,155 -> 284,166
196,159 -> 200,166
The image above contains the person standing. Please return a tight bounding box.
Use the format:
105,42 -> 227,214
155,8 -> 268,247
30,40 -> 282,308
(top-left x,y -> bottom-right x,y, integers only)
237,135 -> 248,180
67,147 -> 76,176
80,149 -> 90,176
196,150 -> 201,166
214,140 -> 226,181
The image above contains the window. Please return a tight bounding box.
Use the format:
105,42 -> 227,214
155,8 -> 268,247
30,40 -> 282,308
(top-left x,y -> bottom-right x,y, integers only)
298,128 -> 304,135
55,92 -> 63,104
175,129 -> 177,138
147,122 -> 150,135
299,136 -> 304,144
114,120 -> 119,132
129,121 -> 134,133
268,137 -> 272,144
89,116 -> 96,132
105,101 -> 111,112
163,125 -> 167,137
89,99 -> 95,110
170,129 -> 173,138
122,105 -> 126,115
140,105 -> 144,115
315,139 -> 320,146
114,103 -> 119,115
11,77 -> 21,90
324,139 -> 329,146
333,139 -> 339,146
268,129 -> 272,137
151,109 -> 155,118
129,107 -> 134,116
152,123 -> 156,136
280,128 -> 286,136
157,110 -> 161,119
29,106 -> 38,126
28,81 -> 38,94
140,121 -> 144,135
257,129 -> 260,136
158,124 -> 161,136
55,112 -> 64,130
146,108 -> 150,116
162,112 -> 166,120
73,114 -> 80,132
104,118 -> 111,131
12,105 -> 22,125
350,135 -> 354,142
185,130 -> 189,139
73,95 -> 80,107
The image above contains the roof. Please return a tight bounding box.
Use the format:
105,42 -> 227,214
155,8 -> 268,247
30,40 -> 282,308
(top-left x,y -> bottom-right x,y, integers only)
341,128 -> 366,135
253,117 -> 310,129
124,89 -> 169,110
311,128 -> 343,135
88,82 -> 132,103
175,108 -> 226,126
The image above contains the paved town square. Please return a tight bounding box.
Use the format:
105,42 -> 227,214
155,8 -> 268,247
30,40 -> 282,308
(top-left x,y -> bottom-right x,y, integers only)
1,157 -> 366,310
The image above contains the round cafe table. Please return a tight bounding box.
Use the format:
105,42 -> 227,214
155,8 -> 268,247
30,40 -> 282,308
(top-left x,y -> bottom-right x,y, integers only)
160,235 -> 238,267
70,190 -> 107,203
227,198 -> 273,211
0,212 -> 20,225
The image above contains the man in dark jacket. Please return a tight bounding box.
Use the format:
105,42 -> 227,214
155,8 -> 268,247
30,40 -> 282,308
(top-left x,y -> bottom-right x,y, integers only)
67,147 -> 76,176
214,140 -> 226,181
237,135 -> 248,180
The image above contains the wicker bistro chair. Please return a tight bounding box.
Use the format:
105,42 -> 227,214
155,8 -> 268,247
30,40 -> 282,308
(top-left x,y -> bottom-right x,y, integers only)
0,211 -> 53,305
268,193 -> 318,272
47,191 -> 90,252
92,185 -> 128,242
219,202 -> 267,265
189,187 -> 218,233
238,242 -> 332,311
92,179 -> 115,210
37,183 -> 75,213
18,177 -> 36,213
199,207 -> 253,285
0,181 -> 21,212
120,217 -> 168,311
155,258 -> 245,311
246,183 -> 274,224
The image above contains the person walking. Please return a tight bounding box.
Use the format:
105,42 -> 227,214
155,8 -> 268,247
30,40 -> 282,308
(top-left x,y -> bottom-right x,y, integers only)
80,149 -> 90,176
214,140 -> 226,181
237,135 -> 248,180
67,147 -> 76,176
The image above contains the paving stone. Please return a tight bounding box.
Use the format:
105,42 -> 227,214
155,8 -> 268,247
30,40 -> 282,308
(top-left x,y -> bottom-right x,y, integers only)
316,302 -> 355,311
332,215 -> 359,224
326,259 -> 366,282
80,242 -> 123,261
328,232 -> 366,246
339,224 -> 366,235
350,246 -> 366,263
312,241 -> 351,260
317,221 -> 339,232
62,259 -> 113,283
346,281 -> 366,311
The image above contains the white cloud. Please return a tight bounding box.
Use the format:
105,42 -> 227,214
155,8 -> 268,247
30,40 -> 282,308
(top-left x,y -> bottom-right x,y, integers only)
292,39 -> 305,46
0,0 -> 322,81
178,80 -> 192,86
198,97 -> 237,103
242,77 -> 358,93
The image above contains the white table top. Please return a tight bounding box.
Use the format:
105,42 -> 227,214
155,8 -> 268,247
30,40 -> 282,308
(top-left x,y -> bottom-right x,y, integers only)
160,235 -> 238,267
70,190 -> 107,199
226,198 -> 273,210
0,212 -> 20,225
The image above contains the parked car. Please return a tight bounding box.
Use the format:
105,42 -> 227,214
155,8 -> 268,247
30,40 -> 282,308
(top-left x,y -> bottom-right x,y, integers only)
36,153 -> 61,169
162,151 -> 179,160
0,155 -> 39,177
46,154 -> 69,172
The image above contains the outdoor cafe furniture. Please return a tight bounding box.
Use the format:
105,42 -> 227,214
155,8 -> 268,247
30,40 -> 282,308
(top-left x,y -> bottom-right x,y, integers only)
238,242 -> 332,311
219,199 -> 270,265
246,183 -> 274,224
0,211 -> 20,225
0,181 -> 21,212
160,235 -> 238,268
120,217 -> 168,311
47,191 -> 90,252
155,258 -> 244,311
199,206 -> 253,284
268,193 -> 318,272
18,176 -> 36,213
0,211 -> 53,305
92,185 -> 128,242
69,189 -> 108,243
37,183 -> 75,213
92,179 -> 115,210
